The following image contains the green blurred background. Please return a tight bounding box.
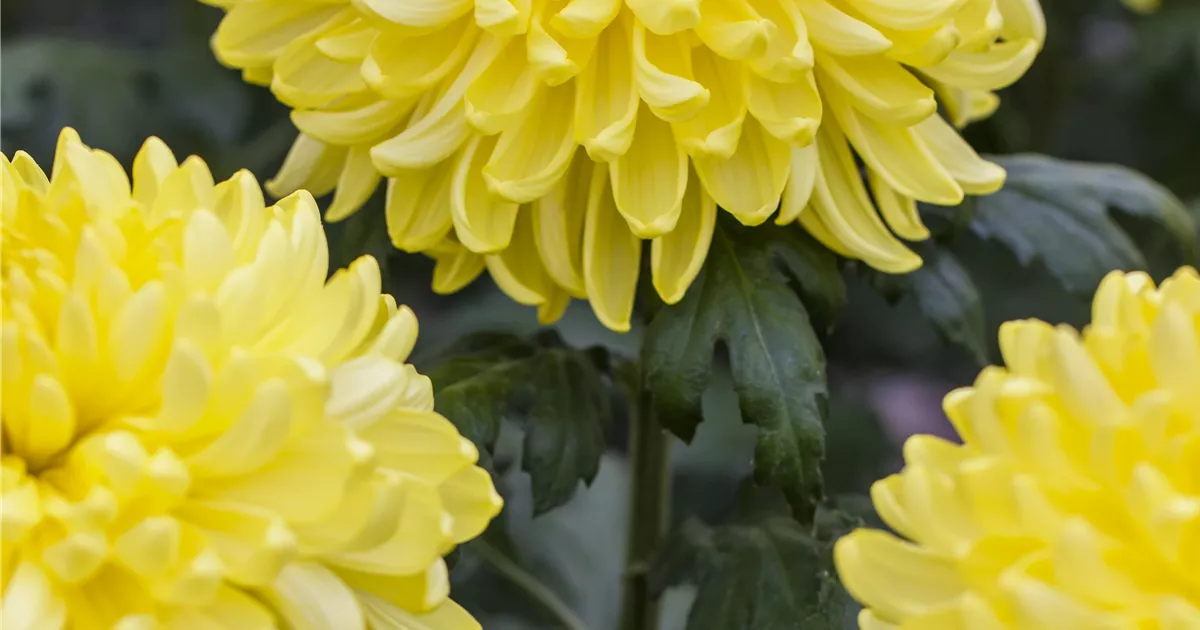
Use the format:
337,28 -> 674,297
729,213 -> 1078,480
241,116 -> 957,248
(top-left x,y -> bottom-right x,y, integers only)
3,0 -> 1198,626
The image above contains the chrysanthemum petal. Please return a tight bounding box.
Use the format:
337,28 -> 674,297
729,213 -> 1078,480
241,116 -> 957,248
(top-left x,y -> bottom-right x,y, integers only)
532,153 -> 590,297
385,166 -> 455,253
612,104 -> 688,238
574,19 -> 639,161
693,116 -> 790,226
483,84 -> 577,204
583,164 -> 640,332
651,171 -> 716,304
632,22 -> 709,121
485,210 -> 559,306
263,562 -> 365,630
796,0 -> 891,56
450,136 -> 520,254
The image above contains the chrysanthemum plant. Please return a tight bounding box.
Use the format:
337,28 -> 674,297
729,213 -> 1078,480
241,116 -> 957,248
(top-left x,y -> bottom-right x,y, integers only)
4,0 -> 1197,628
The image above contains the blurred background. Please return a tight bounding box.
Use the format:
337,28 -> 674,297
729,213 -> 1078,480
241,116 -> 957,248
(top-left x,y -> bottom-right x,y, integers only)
3,0 -> 1199,627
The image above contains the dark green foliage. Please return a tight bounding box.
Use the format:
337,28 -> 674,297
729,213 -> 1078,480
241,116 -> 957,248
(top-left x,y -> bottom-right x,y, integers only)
427,331 -> 612,515
968,155 -> 1194,294
650,490 -> 862,630
643,219 -> 844,520
878,246 -> 989,366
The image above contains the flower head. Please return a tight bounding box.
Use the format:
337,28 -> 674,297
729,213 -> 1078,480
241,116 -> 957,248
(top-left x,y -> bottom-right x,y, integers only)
0,130 -> 502,629
835,267 -> 1200,629
208,0 -> 1044,331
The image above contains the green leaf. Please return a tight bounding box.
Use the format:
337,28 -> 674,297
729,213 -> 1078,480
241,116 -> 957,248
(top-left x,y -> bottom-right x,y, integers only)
642,217 -> 839,519
426,333 -> 538,452
521,349 -> 609,514
906,247 -> 988,365
426,332 -> 612,515
650,496 -> 861,630
970,154 -> 1195,293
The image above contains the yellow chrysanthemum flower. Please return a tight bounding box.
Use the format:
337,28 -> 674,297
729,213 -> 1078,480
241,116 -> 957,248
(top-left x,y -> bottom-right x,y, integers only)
0,129 -> 503,629
835,267 -> 1200,629
206,0 -> 1045,331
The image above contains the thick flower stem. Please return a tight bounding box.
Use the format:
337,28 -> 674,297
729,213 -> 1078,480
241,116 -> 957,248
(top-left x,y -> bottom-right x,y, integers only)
619,384 -> 671,630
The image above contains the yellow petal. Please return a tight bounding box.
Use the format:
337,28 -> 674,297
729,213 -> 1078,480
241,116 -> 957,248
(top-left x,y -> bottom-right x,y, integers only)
868,171 -> 930,241
583,164 -> 641,332
627,0 -> 700,35
807,125 -> 921,272
175,501 -> 297,586
776,143 -> 818,225
20,374 -> 75,468
326,473 -> 449,575
531,151 -> 589,297
271,25 -> 368,109
746,0 -> 814,82
551,0 -> 622,38
538,289 -> 572,324
359,410 -> 478,485
326,146 -> 382,222
881,24 -> 960,67
997,0 -> 1046,47
670,48 -> 746,159
947,1 -> 992,50
267,134 -> 348,198
336,561 -> 450,614
213,2 -> 342,68
484,209 -> 557,306
796,0 -> 891,56
611,104 -> 688,238
693,116 -> 790,226
315,18 -> 375,62
203,422 -> 362,524
844,0 -> 966,31
0,562 -> 67,630
464,36 -> 541,135
385,166 -> 455,252
528,3 -> 598,85
262,562 -> 365,630
912,115 -> 1006,195
574,17 -> 639,161
107,281 -> 169,384
815,52 -> 936,126
450,136 -> 520,254
187,378 -> 292,478
825,86 -> 963,205
745,70 -> 822,145
695,0 -> 774,61
437,465 -> 504,543
632,21 -> 709,121
834,529 -> 964,621
922,40 -> 1040,92
292,96 -> 416,146
363,17 -> 477,101
351,0 -> 472,29
372,37 -> 505,172
131,137 -> 179,209
483,83 -> 577,203
651,169 -> 716,304
475,0 -> 533,37
358,593 -> 481,630
428,240 -> 486,294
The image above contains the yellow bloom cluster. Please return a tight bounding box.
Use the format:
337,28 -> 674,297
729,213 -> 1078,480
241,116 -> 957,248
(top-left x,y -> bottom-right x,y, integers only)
836,268 -> 1200,629
206,0 -> 1045,331
0,130 -> 502,629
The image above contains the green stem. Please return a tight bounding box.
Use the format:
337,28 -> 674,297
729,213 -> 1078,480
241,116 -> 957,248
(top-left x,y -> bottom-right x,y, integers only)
473,539 -> 591,630
619,384 -> 671,630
